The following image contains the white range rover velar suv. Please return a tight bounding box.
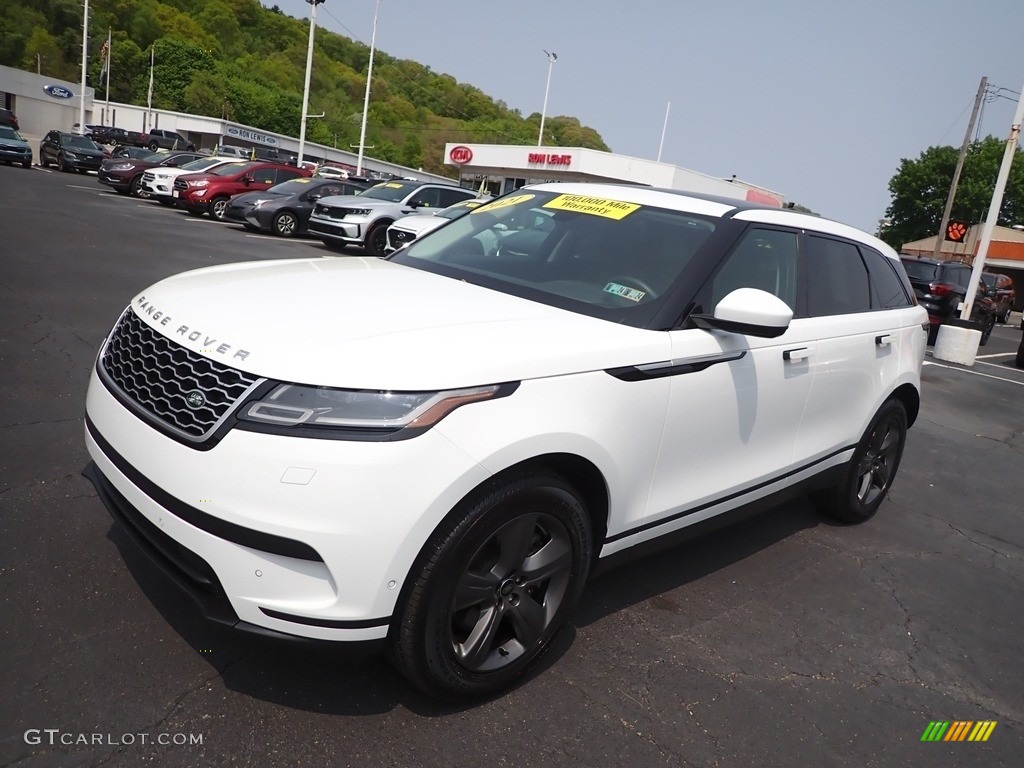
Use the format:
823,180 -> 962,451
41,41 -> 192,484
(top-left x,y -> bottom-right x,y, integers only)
83,183 -> 928,701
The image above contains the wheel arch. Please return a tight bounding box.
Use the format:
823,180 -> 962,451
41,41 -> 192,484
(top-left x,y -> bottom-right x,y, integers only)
890,383 -> 920,428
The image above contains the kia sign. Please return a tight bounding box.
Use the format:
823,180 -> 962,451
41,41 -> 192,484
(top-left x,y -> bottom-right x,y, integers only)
43,84 -> 74,99
449,145 -> 473,164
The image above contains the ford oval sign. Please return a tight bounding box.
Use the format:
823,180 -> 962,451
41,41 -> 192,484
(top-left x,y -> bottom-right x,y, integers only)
449,145 -> 473,164
43,84 -> 74,99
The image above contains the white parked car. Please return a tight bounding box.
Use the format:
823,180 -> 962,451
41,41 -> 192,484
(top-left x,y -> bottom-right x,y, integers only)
384,197 -> 492,253
141,156 -> 239,205
83,183 -> 927,701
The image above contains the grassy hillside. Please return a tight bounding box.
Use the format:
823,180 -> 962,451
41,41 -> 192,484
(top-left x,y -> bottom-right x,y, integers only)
0,0 -> 609,176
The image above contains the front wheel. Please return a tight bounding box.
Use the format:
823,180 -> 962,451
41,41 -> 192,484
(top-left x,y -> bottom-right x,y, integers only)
390,472 -> 592,702
813,399 -> 907,524
1000,307 -> 1011,324
364,222 -> 391,257
209,196 -> 230,221
58,152 -> 70,172
130,175 -> 149,198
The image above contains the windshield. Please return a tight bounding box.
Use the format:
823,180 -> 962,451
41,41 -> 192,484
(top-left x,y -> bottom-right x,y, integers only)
391,189 -> 717,328
210,162 -> 255,176
359,181 -> 421,202
179,157 -> 224,172
0,127 -> 24,140
438,200 -> 487,220
267,178 -> 318,196
65,135 -> 97,149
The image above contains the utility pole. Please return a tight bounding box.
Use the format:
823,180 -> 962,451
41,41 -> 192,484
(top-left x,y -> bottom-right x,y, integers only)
356,0 -> 381,176
79,0 -> 89,134
960,76 -> 1024,322
297,0 -> 325,167
932,77 -> 987,261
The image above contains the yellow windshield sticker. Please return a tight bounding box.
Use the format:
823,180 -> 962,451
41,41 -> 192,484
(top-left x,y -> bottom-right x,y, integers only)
543,194 -> 639,220
471,193 -> 535,213
382,182 -> 404,188
293,178 -> 312,184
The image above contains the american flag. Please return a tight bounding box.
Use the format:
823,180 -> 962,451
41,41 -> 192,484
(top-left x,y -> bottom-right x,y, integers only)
99,33 -> 110,79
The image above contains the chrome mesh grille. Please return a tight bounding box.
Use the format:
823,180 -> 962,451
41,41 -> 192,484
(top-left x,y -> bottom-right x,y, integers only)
101,310 -> 259,439
387,228 -> 415,250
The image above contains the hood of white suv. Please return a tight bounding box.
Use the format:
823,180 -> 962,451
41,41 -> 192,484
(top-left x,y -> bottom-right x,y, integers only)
129,257 -> 667,389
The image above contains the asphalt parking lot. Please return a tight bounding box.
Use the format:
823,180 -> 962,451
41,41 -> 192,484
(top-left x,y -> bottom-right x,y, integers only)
1,163 -> 1022,767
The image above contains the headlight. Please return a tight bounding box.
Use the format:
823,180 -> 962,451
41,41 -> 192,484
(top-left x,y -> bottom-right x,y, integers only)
64,152 -> 79,160
252,199 -> 270,208
345,209 -> 371,217
187,179 -> 209,187
238,383 -> 506,431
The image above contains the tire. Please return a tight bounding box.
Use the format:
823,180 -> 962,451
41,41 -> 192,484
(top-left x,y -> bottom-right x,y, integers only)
39,153 -> 49,168
209,196 -> 230,221
813,399 -> 907,524
1000,307 -> 1011,324
156,197 -> 175,206
130,175 -> 150,198
979,314 -> 995,346
148,141 -> 159,151
272,210 -> 299,237
58,152 -> 70,172
22,159 -> 31,168
364,221 -> 391,257
390,472 -> 592,702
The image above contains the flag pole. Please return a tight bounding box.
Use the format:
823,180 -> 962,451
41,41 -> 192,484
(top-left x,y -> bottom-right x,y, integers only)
146,46 -> 154,131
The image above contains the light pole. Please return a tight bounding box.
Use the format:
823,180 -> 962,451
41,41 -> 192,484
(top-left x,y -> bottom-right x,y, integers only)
356,0 -> 381,176
297,0 -> 325,167
537,50 -> 557,147
78,0 -> 89,134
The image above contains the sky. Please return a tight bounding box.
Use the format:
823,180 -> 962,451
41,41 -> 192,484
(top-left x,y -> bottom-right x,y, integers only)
266,0 -> 1024,234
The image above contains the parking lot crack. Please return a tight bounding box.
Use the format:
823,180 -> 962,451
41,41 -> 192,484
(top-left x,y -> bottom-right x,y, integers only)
921,512 -> 1024,561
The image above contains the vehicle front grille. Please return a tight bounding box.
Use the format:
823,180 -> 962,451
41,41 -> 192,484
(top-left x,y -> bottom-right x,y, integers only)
173,178 -> 188,191
142,171 -> 156,183
313,204 -> 354,220
100,310 -> 260,440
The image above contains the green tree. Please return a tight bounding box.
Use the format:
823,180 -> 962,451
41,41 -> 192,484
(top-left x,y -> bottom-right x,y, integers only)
882,137 -> 1024,250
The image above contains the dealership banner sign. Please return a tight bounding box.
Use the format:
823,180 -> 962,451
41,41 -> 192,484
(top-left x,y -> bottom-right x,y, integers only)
225,126 -> 278,147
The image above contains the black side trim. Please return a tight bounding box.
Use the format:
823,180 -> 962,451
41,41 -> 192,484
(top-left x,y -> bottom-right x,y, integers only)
604,445 -> 856,544
259,607 -> 391,630
606,351 -> 747,382
691,314 -> 788,338
85,416 -> 323,562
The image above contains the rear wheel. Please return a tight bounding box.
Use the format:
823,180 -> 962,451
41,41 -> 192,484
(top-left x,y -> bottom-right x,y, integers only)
391,472 -> 592,702
1000,307 -> 1011,324
813,399 -> 907,524
209,196 -> 230,221
148,141 -> 159,151
364,221 -> 391,257
979,314 -> 995,346
58,152 -> 70,172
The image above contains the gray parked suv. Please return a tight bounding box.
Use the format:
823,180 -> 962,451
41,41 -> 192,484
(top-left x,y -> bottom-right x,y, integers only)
307,179 -> 478,256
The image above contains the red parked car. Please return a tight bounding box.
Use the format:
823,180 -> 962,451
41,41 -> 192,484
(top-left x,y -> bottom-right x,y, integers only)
172,161 -> 311,220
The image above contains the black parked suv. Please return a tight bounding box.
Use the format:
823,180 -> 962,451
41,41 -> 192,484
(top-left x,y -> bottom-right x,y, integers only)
38,130 -> 106,173
899,256 -> 997,345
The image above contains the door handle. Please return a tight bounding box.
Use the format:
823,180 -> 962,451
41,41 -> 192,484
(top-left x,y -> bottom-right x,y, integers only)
876,334 -> 892,346
783,347 -> 810,362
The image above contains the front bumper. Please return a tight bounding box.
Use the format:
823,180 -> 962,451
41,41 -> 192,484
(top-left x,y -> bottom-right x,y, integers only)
98,171 -> 131,189
84,364 -> 492,642
307,216 -> 362,244
0,147 -> 31,163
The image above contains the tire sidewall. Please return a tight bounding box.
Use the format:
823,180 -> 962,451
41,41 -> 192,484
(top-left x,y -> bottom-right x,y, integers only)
838,400 -> 908,523
397,473 -> 592,701
273,211 -> 297,237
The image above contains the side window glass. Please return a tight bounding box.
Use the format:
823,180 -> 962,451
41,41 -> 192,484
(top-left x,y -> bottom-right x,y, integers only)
438,188 -> 473,207
412,188 -> 442,208
805,235 -> 871,316
861,247 -> 911,308
251,168 -> 277,184
699,227 -> 798,311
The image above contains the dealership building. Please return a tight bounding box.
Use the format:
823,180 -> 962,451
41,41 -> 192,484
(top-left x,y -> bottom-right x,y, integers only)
3,63 -> 786,203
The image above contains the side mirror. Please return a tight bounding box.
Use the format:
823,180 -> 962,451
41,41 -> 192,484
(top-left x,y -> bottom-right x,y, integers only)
307,192 -> 322,202
241,175 -> 253,185
691,288 -> 793,338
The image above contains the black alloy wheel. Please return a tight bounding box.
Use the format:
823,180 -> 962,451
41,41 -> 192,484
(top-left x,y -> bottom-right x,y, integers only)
391,472 -> 592,702
273,210 -> 299,237
813,399 -> 907,524
58,152 -> 70,172
365,222 -> 390,257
